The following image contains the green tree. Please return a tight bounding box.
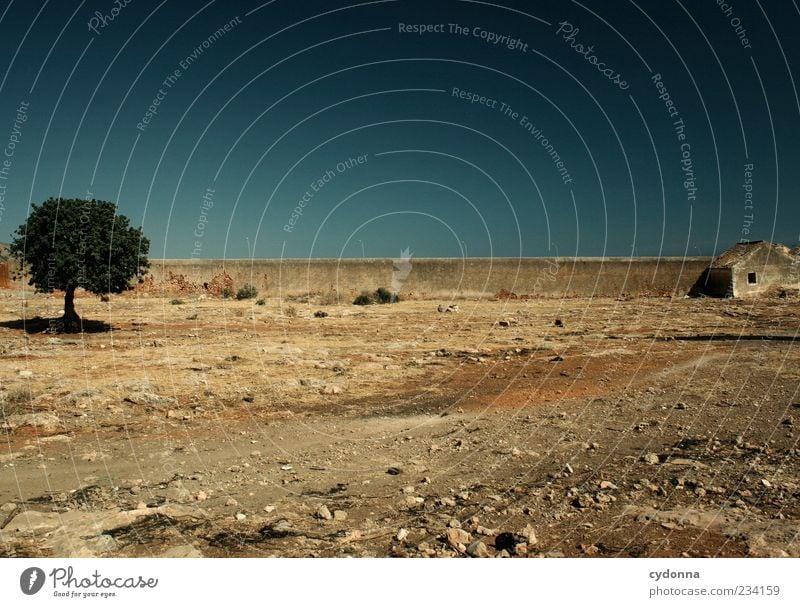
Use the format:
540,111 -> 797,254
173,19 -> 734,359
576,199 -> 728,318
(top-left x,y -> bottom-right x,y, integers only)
10,198 -> 150,332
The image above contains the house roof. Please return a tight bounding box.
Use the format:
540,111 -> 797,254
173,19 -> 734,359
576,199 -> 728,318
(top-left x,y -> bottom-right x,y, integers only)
710,240 -> 795,269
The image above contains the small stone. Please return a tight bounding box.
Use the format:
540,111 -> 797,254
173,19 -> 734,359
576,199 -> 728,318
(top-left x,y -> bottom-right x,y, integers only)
447,518 -> 462,529
195,491 -> 208,502
250,451 -> 261,458
675,402 -> 688,410
162,545 -> 203,558
466,540 -> 489,558
599,480 -> 618,490
761,479 -> 772,488
235,513 -> 247,521
386,467 -> 402,475
315,505 -> 333,520
642,453 -> 660,465
514,543 -> 528,556
18,370 -> 33,378
403,495 -> 424,508
225,498 -> 238,507
402,485 -> 416,495
333,510 -> 347,521
521,524 -> 538,545
446,528 -> 471,547
396,528 -> 409,542
263,505 -> 276,513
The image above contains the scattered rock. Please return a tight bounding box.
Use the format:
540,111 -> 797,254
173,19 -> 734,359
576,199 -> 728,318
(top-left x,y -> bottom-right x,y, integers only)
642,453 -> 660,465
386,467 -> 402,475
315,505 -> 333,520
520,524 -> 538,545
4,413 -> 61,432
466,540 -> 489,557
225,498 -> 238,507
437,304 -> 459,313
333,510 -> 347,521
162,544 -> 203,558
314,310 -> 329,318
445,528 -> 471,547
396,528 -> 409,542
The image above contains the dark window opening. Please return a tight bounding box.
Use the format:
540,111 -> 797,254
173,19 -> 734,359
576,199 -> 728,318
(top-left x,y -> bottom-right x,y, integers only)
747,272 -> 757,285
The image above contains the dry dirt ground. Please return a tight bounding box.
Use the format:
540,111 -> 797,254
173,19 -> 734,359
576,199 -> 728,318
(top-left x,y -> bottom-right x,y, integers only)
0,289 -> 798,558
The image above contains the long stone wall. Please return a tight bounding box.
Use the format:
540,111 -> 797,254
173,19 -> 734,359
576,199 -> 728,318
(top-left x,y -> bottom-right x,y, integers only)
143,257 -> 711,298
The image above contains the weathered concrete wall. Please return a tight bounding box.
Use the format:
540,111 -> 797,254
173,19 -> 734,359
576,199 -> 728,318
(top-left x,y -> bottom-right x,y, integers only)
690,268 -> 732,298
731,248 -> 800,297
144,257 -> 711,298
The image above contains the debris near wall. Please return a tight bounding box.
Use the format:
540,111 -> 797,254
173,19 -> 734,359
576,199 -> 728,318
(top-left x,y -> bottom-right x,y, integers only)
134,271 -> 200,295
206,271 -> 234,297
493,289 -> 535,301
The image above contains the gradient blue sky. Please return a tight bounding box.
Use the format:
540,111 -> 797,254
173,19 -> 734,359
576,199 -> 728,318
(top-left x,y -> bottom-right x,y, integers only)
0,0 -> 798,259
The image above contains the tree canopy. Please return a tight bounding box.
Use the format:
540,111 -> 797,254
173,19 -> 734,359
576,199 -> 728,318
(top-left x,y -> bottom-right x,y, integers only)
10,198 -> 149,331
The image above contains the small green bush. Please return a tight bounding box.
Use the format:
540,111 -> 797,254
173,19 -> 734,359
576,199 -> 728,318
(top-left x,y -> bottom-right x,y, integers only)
256,298 -> 266,306
221,288 -> 234,299
375,287 -> 400,303
354,288 -> 400,305
236,283 -> 258,300
170,298 -> 184,305
353,292 -> 374,305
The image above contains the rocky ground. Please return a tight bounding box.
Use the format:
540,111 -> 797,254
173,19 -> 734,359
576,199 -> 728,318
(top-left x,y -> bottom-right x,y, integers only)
0,289 -> 798,557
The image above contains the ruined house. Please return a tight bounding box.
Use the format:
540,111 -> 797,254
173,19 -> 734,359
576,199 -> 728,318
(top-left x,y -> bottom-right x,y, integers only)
690,240 -> 800,297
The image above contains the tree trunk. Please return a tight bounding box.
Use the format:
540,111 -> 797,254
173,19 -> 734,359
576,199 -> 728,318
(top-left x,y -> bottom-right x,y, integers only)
61,286 -> 81,333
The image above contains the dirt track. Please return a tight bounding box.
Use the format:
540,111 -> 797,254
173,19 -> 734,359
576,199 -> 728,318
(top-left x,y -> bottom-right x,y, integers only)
1,291 -> 798,557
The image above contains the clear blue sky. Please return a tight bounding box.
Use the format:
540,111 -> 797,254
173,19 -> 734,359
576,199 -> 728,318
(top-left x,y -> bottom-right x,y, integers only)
0,0 -> 797,259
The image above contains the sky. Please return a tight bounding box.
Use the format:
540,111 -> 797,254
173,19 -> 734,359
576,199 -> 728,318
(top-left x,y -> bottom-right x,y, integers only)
0,0 -> 798,260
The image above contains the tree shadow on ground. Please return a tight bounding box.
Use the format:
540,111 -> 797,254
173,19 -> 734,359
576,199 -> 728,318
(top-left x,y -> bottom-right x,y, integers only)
0,316 -> 113,334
